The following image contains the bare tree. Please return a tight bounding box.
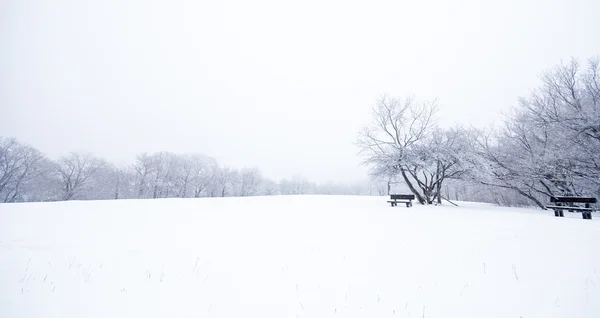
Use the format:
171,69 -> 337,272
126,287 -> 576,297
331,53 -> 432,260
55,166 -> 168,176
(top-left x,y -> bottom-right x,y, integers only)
96,163 -> 135,200
151,152 -> 178,198
215,166 -> 239,197
191,158 -> 216,197
134,153 -> 155,198
370,178 -> 388,196
471,57 -> 600,207
523,58 -> 600,196
240,168 -> 262,196
181,154 -> 215,198
279,178 -> 293,195
260,179 -> 279,195
173,155 -> 194,198
0,137 -> 47,202
357,95 -> 441,204
469,128 -> 548,208
55,152 -> 104,200
291,175 -> 310,194
403,127 -> 474,204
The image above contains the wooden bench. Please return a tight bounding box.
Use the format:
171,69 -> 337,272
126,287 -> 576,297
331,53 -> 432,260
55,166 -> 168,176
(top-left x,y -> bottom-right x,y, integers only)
387,194 -> 415,207
546,196 -> 597,219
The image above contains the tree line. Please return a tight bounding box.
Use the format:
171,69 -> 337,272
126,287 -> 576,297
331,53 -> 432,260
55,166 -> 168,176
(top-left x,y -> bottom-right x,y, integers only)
0,140 -> 383,203
358,57 -> 600,208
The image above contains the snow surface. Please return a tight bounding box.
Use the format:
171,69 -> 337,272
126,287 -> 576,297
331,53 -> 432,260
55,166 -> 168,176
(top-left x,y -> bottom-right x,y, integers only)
1,195 -> 599,318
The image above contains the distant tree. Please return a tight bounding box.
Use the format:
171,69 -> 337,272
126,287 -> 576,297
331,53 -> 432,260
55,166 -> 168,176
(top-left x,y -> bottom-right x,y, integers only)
150,152 -> 178,198
133,153 -> 155,198
279,178 -> 293,195
259,179 -> 279,195
172,154 -> 213,198
55,152 -> 104,200
0,137 -> 47,202
239,168 -> 262,196
214,166 -> 238,197
369,177 -> 390,196
90,163 -> 135,200
188,155 -> 217,198
22,162 -> 62,202
291,175 -> 311,194
320,181 -> 335,195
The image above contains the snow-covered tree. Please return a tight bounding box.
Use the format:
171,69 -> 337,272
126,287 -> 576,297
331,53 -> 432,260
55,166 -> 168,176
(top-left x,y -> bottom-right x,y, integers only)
187,155 -> 217,198
55,152 -> 105,200
133,153 -> 155,198
471,58 -> 600,207
402,126 -> 475,204
239,168 -> 262,196
259,178 -> 279,195
0,137 -> 48,202
133,152 -> 218,199
278,178 -> 293,195
213,166 -> 238,197
358,95 -> 471,204
88,163 -> 135,200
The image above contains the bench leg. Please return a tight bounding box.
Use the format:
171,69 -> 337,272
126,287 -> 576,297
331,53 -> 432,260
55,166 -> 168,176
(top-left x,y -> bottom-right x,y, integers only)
559,210 -> 564,217
554,210 -> 559,217
405,202 -> 410,207
583,212 -> 592,219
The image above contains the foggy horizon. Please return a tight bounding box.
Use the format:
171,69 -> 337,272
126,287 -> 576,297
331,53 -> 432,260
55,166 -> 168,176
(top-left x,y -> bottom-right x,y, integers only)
2,0 -> 599,183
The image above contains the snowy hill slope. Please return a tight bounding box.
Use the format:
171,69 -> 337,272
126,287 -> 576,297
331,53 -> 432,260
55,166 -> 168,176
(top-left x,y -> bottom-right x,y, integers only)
1,196 -> 599,318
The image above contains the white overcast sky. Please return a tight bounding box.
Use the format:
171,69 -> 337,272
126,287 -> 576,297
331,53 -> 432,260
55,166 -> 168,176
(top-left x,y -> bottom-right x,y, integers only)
1,0 -> 599,183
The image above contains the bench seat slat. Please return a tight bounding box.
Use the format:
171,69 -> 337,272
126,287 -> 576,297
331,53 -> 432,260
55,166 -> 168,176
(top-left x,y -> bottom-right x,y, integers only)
546,205 -> 593,211
550,196 -> 597,203
390,194 -> 415,200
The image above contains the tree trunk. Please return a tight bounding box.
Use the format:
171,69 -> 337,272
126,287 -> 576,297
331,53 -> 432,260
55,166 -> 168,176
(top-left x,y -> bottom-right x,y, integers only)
114,176 -> 120,200
400,168 -> 425,204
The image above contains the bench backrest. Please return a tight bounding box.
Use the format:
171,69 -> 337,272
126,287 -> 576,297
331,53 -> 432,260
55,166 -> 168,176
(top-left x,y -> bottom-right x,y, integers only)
390,194 -> 415,200
550,196 -> 597,204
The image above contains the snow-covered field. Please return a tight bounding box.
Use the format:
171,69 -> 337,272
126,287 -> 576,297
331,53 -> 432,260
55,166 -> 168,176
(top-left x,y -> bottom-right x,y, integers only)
1,196 -> 599,318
